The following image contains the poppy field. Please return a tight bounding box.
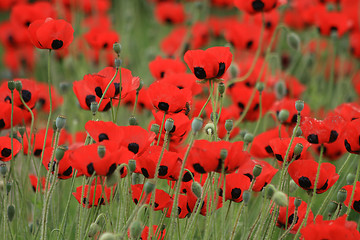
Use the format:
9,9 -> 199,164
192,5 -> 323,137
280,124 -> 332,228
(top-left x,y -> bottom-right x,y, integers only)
2,0 -> 360,239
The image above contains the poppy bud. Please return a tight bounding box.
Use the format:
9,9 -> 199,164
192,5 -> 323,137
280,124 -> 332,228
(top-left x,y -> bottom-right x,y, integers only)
113,42 -> 121,55
252,164 -> 262,178
128,116 -> 138,126
263,184 -> 275,199
132,173 -> 142,185
55,146 -> 66,161
244,133 -> 254,144
256,82 -> 264,92
294,198 -> 302,208
128,159 -> 136,173
240,130 -> 248,139
220,149 -> 228,161
18,126 -> 25,137
52,120 -> 57,131
225,119 -> 233,132
144,181 -> 155,195
287,32 -> 301,52
129,220 -> 143,239
191,117 -> 203,132
229,64 -> 238,79
293,143 -> 304,157
272,191 -> 288,207
99,232 -> 116,240
137,80 -> 144,92
106,170 -> 119,187
90,102 -> 98,114
210,112 -> 218,122
115,59 -> 122,68
150,124 -> 160,135
346,173 -> 355,185
0,165 -> 7,176
165,118 -> 174,132
337,189 -> 347,203
6,182 -> 11,194
7,205 -> 15,222
55,115 -> 66,130
205,123 -> 215,135
7,81 -> 15,91
98,145 -> 106,158
327,201 -> 338,215
88,223 -> 100,238
293,127 -> 302,137
243,191 -> 251,205
278,110 -> 289,123
289,179 -> 298,193
59,82 -> 71,93
275,81 -> 286,100
15,81 -> 22,92
218,82 -> 225,95
295,100 -> 304,112
192,181 -> 202,198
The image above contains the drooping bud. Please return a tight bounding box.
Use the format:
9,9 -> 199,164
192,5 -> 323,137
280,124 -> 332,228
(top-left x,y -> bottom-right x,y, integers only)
272,191 -> 289,207
165,118 -> 174,132
99,232 -> 116,240
88,223 -> 100,238
113,42 -> 121,55
191,117 -> 203,132
129,220 -> 143,239
144,181 -> 155,195
191,181 -> 202,198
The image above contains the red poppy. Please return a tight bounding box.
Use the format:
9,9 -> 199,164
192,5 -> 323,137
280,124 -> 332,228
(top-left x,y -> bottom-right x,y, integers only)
343,118 -> 360,154
250,126 -> 289,158
342,182 -> 360,214
190,22 -> 210,50
333,103 -> 360,122
84,27 -> 119,50
155,2 -> 185,25
149,56 -> 187,80
166,194 -> 189,219
0,21 -> 30,48
312,137 -> 347,161
122,87 -> 153,113
184,46 -> 232,80
315,10 -> 352,37
237,159 -> 278,192
271,98 -> 310,125
186,185 -> 222,216
0,136 -> 21,162
268,137 -> 311,164
234,0 -> 278,14
160,73 -> 202,96
36,82 -> 63,113
135,145 -> 182,181
301,115 -> 346,144
3,46 -> 35,74
300,215 -> 360,240
28,18 -> 74,50
216,105 -> 241,140
131,184 -> 172,211
276,197 -> 313,234
160,26 -> 186,57
76,0 -> 111,14
288,159 -> 339,194
211,0 -> 234,8
41,147 -> 76,179
29,174 -> 47,192
0,103 -> 27,130
350,31 -> 360,58
225,22 -> 262,51
128,225 -> 165,240
72,184 -> 112,208
148,81 -> 192,114
219,173 -> 251,202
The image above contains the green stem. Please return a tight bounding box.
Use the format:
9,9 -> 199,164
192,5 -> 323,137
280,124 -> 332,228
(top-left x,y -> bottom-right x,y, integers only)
157,112 -> 166,146
97,67 -> 119,112
345,156 -> 360,218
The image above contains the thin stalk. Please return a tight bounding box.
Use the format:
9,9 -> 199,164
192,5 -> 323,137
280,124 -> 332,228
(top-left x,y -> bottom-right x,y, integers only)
345,156 -> 360,218
157,112 -> 166,146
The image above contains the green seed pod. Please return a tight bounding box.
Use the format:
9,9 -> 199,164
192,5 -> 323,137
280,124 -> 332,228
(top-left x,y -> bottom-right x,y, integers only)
15,81 -> 22,92
99,232 -> 116,240
240,129 -> 248,139
55,115 -> 66,130
191,117 -> 203,132
7,81 -> 15,91
90,102 -> 98,114
52,120 -> 57,131
114,59 -> 122,69
106,171 -> 119,187
113,42 -> 122,55
129,220 -> 143,239
346,173 -> 355,185
252,164 -> 262,178
327,201 -> 338,215
55,146 -> 66,161
289,179 -> 299,193
165,118 -> 174,132
293,127 -> 302,137
150,124 -> 160,135
132,173 -> 141,185
128,116 -> 138,126
225,119 -> 233,132
144,181 -> 155,195
210,112 -> 218,122
6,182 -> 11,194
293,143 -> 304,157
278,109 -> 289,123
18,126 -> 26,137
275,81 -> 287,100
337,189 -> 347,203
243,191 -> 251,205
294,198 -> 302,208
7,205 -> 15,222
272,191 -> 288,207
88,222 -> 100,238
98,145 -> 106,158
218,82 -> 225,95
191,181 -> 202,198
220,149 -> 228,161
287,32 -> 301,52
128,159 -> 136,173
0,165 -> 8,176
256,82 -> 265,92
295,100 -> 304,112
59,82 -> 71,93
205,123 -> 215,135
244,133 -> 254,144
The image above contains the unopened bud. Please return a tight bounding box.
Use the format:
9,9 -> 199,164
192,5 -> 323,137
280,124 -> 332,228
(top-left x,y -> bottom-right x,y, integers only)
293,127 -> 302,137
98,145 -> 106,158
7,81 -> 15,91
191,181 -> 202,198
106,170 -> 119,187
272,191 -> 288,207
0,165 -> 7,176
275,81 -> 287,100
244,133 -> 254,144
240,130 -> 248,139
287,32 -> 301,52
220,149 -> 228,161
114,59 -> 122,68
264,184 -> 276,199
337,189 -> 347,203
128,159 -> 136,172
150,124 -> 160,135
113,42 -> 121,55
7,205 -> 15,222
90,102 -> 98,114
293,143 -> 304,157
327,201 -> 338,215
210,112 -> 218,122
55,146 -> 66,161
253,164 -> 262,178
144,181 -> 155,195
346,173 -> 355,185
18,126 -> 25,137
295,100 -> 304,112
88,223 -> 100,238
55,115 -> 66,130
294,198 -> 302,208
137,80 -> 144,92
229,64 -> 238,79
278,110 -> 289,123
165,118 -> 174,132
129,220 -> 143,239
218,82 -> 225,95
225,120 -> 233,132
132,173 -> 141,185
243,191 -> 251,205
192,117 -> 203,132
99,232 -> 116,240
289,179 -> 298,193
15,81 -> 22,92
6,182 -> 11,194
128,116 -> 138,126
256,82 -> 264,92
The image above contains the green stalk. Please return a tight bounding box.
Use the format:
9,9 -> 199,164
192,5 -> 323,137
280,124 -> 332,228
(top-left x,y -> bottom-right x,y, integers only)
157,112 -> 166,146
98,67 -> 119,111
345,156 -> 360,218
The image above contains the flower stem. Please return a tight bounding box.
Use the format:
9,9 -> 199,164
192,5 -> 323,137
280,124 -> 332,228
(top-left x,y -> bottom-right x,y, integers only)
345,156 -> 360,218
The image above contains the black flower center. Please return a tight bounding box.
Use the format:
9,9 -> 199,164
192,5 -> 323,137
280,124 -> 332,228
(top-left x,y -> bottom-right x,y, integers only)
298,176 -> 312,189
194,67 -> 206,79
51,39 -> 63,50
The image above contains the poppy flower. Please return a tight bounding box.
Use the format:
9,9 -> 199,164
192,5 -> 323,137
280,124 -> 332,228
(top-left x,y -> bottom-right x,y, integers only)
160,73 -> 202,96
315,10 -> 352,37
135,145 -> 182,181
225,22 -> 262,51
237,159 -> 278,192
350,31 -> 360,58
343,118 -> 360,154
131,184 -> 172,211
0,103 -> 27,130
250,126 -> 289,158
0,21 -> 30,48
211,0 -> 234,8
36,82 -> 63,113
84,27 -> 119,50
342,182 -> 360,214
29,174 -> 47,192
166,194 -> 189,218
219,173 -> 251,202
160,26 -> 187,57
122,87 -> 153,112
333,103 -> 360,122
184,46 -> 232,80
268,137 -> 311,165
288,159 -> 339,194
216,105 -> 241,140
276,197 -> 313,234
0,136 -> 21,162
28,18 -> 74,50
3,46 -> 36,74
149,56 -> 187,80
271,98 -> 311,125
128,225 -> 165,240
41,147 -> 76,179
190,22 -> 210,50
155,2 -> 185,25
72,184 -> 112,208
300,215 -> 360,240
148,81 -> 192,114
234,0 -> 278,14
301,115 -> 346,144
186,185 -> 222,216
